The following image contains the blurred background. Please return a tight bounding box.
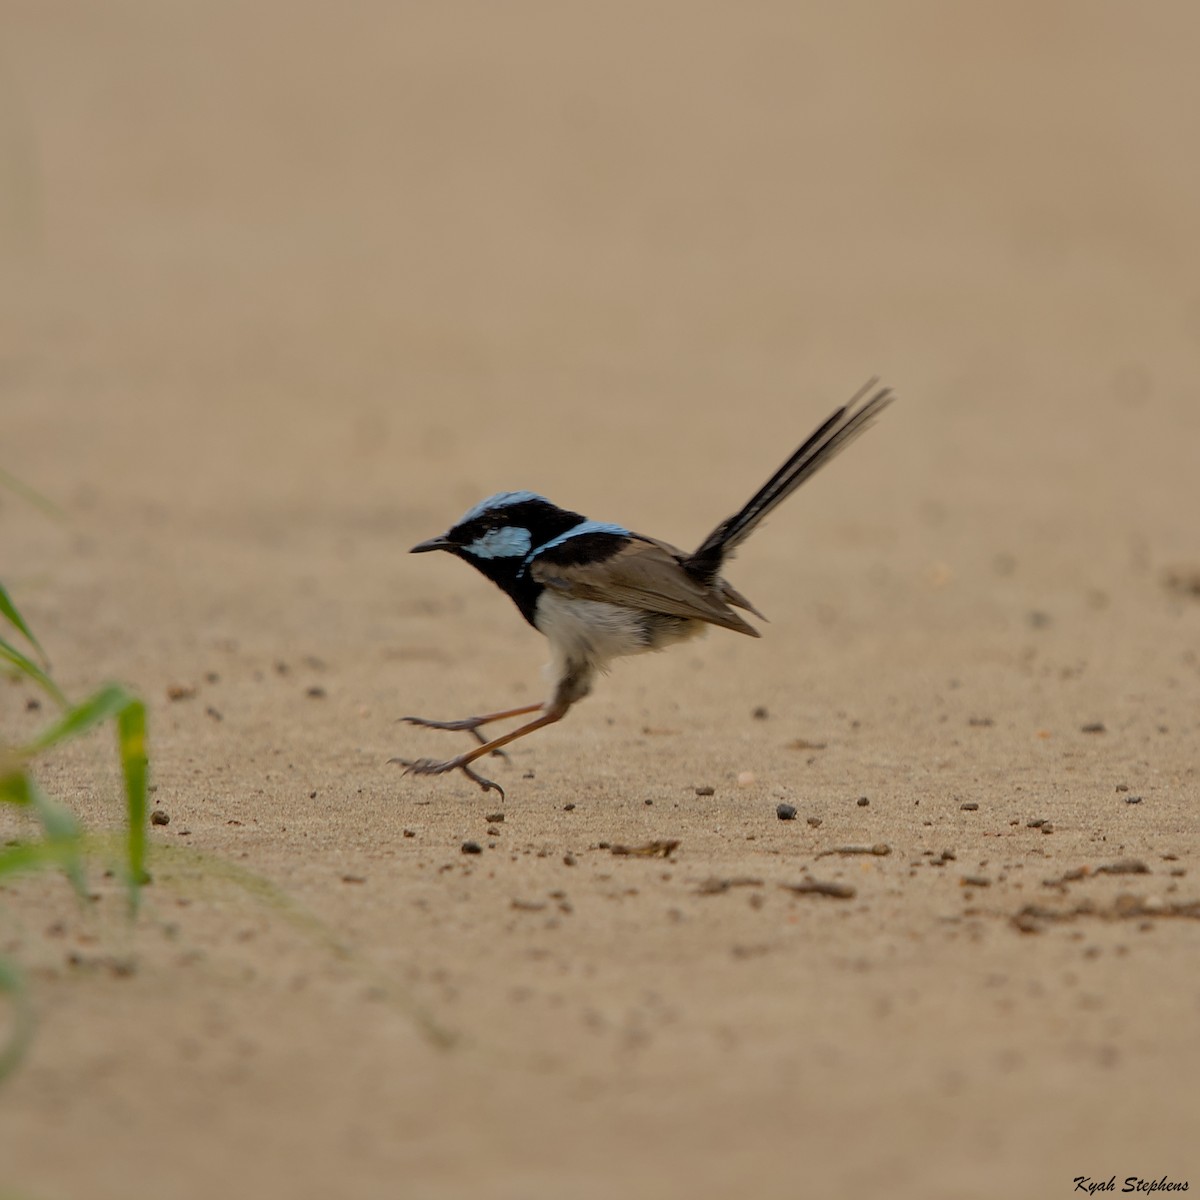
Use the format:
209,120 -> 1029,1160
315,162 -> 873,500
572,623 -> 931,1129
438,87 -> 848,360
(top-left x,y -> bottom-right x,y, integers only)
2,4 -> 1199,1197
5,2 -> 1197,530
5,2 -> 1199,679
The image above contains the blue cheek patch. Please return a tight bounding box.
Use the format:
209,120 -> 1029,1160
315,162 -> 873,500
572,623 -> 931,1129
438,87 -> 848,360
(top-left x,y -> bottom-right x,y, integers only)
467,526 -> 534,559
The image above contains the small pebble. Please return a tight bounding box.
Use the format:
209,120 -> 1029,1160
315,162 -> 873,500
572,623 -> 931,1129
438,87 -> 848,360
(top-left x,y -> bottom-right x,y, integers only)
151,810 -> 170,826
776,804 -> 797,821
694,786 -> 715,797
461,841 -> 483,855
806,816 -> 822,828
736,771 -> 756,787
1116,783 -> 1129,792
402,829 -> 415,838
644,798 -> 653,806
563,854 -> 576,866
306,686 -> 326,699
563,803 -> 576,812
960,802 -> 979,812
1125,796 -> 1143,805
1081,722 -> 1106,734
752,706 -> 769,720
485,812 -> 505,823
486,826 -> 501,837
857,796 -> 870,807
1041,823 -> 1055,834
1027,818 -> 1046,828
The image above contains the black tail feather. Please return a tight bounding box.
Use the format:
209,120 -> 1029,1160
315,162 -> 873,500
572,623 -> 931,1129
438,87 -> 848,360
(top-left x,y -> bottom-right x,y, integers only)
686,380 -> 894,581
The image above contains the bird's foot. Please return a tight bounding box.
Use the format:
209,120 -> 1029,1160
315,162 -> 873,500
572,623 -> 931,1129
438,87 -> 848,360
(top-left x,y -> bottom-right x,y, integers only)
389,754 -> 506,799
400,715 -> 509,758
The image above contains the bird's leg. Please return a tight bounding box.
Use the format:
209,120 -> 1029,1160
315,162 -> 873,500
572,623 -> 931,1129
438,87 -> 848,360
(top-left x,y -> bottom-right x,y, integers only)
393,700 -> 570,799
400,702 -> 544,757
400,700 -> 542,739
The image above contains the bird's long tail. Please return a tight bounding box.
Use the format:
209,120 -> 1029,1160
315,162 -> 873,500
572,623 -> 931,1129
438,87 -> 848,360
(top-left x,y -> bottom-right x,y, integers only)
685,380 -> 894,583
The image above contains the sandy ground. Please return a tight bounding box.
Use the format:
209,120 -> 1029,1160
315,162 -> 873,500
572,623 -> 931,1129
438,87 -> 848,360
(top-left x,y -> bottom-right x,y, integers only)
2,4 -> 1199,1198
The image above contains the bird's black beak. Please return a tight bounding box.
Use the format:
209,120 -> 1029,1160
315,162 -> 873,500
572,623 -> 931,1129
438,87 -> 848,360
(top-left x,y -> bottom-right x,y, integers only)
410,535 -> 456,554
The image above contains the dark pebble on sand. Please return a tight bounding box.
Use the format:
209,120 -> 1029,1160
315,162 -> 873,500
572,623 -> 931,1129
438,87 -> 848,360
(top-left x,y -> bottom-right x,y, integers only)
960,802 -> 979,811
151,810 -> 170,826
1125,796 -> 1143,805
806,816 -> 823,828
695,786 -> 715,797
857,796 -> 870,807
461,841 -> 483,855
485,812 -> 505,823
1081,722 -> 1106,734
776,804 -> 797,821
752,706 -> 769,720
563,803 -> 576,812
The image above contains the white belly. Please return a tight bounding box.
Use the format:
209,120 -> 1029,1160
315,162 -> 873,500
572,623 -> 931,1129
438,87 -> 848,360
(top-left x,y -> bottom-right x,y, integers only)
533,590 -> 707,707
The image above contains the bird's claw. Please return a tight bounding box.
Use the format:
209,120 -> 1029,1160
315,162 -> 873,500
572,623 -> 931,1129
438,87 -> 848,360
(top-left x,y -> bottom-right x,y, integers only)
389,755 -> 506,799
400,715 -> 510,759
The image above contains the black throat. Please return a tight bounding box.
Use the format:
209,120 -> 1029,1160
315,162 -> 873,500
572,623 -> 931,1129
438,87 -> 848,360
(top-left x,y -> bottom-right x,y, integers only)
446,497 -> 587,630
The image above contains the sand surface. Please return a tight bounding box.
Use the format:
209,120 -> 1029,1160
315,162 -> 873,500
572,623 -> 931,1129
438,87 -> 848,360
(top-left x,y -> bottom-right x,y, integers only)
2,4 -> 1199,1198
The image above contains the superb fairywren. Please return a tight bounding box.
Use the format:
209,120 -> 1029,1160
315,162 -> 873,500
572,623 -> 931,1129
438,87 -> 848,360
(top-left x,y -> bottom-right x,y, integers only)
396,381 -> 894,797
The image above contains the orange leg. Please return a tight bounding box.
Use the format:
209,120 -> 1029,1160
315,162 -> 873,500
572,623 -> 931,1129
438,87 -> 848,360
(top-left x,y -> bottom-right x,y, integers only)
401,702 -> 543,737
400,702 -> 544,757
393,701 -> 569,798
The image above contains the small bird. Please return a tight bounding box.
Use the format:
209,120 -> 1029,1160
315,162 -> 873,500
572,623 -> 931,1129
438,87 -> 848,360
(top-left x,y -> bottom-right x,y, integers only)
396,380 -> 894,797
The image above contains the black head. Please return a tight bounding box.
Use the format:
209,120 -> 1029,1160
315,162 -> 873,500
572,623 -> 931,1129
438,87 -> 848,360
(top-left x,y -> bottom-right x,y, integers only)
411,491 -> 586,625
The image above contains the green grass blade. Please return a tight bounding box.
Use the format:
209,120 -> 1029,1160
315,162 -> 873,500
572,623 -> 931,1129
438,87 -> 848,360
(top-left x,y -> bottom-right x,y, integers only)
0,637 -> 68,709
0,770 -> 87,895
116,698 -> 148,912
0,837 -> 83,880
0,582 -> 50,665
27,779 -> 86,898
0,770 -> 33,807
22,683 -> 136,755
11,685 -> 147,907
0,956 -> 35,1080
0,466 -> 63,520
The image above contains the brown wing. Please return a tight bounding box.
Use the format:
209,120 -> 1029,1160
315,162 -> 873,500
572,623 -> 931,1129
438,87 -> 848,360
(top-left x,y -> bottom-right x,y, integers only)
530,536 -> 761,637
720,579 -> 767,621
